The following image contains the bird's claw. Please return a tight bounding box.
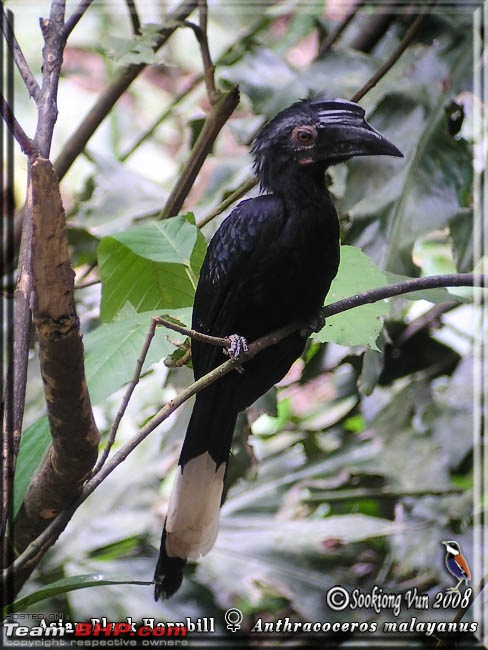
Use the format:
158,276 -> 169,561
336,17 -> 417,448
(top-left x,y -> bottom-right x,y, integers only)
224,334 -> 249,372
445,586 -> 462,595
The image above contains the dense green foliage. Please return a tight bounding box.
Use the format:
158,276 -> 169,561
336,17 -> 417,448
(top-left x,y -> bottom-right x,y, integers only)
8,0 -> 480,643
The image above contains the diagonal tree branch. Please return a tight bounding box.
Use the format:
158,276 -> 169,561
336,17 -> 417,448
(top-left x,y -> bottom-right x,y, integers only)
160,0 -> 240,219
351,1 -> 437,103
2,272 -> 484,603
318,0 -> 365,56
0,93 -> 38,157
123,0 -> 141,35
159,85 -> 240,219
119,14 -> 271,163
62,0 -> 95,41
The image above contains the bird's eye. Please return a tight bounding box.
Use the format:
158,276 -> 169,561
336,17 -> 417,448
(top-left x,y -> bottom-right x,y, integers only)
291,125 -> 317,146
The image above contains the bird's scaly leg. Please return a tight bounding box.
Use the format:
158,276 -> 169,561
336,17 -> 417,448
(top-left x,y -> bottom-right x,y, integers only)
223,334 -> 249,373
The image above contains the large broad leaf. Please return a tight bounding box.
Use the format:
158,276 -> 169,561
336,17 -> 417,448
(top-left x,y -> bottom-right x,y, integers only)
83,307 -> 192,404
12,418 -> 51,517
98,215 -> 206,321
76,155 -> 166,234
316,246 -> 388,351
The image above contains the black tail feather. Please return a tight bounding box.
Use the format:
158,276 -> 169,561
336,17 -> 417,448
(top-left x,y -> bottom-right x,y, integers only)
154,528 -> 187,601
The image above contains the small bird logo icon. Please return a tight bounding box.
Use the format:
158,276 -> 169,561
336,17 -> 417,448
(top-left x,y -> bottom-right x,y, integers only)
442,540 -> 471,594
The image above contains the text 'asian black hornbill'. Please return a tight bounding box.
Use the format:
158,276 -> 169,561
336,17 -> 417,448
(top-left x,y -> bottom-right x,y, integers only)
154,97 -> 402,600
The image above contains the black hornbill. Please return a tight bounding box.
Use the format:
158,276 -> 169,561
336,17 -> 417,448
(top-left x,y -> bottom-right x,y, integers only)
154,97 -> 402,600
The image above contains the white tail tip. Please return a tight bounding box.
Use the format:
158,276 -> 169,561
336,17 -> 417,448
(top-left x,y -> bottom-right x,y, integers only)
165,452 -> 226,560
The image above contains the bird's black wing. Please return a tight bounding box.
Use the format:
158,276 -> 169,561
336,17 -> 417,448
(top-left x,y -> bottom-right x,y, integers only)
191,194 -> 287,379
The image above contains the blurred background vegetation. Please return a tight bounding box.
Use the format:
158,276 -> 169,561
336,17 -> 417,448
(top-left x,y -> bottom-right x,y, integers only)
4,0 -> 483,645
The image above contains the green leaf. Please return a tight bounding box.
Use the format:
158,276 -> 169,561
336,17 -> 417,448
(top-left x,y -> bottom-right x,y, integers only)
316,246 -> 388,350
76,156 -> 165,233
104,24 -> 167,65
83,307 -> 191,404
67,227 -> 99,267
5,574 -> 151,614
449,208 -> 474,273
12,418 -> 50,517
98,216 -> 206,322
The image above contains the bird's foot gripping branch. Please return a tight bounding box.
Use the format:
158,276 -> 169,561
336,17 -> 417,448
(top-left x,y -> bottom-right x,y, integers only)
223,334 -> 250,366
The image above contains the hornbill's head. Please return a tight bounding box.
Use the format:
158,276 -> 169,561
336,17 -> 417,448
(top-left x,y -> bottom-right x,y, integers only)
252,98 -> 403,192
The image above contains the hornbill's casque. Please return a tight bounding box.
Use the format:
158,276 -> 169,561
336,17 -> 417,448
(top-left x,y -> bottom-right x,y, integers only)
154,97 -> 403,600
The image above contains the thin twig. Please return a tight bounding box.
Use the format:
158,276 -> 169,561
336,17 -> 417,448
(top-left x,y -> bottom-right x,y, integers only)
73,260 -> 98,288
182,1 -> 218,103
0,93 -> 38,157
120,78 -> 200,162
91,317 -> 159,474
0,6 -> 41,102
394,301 -> 459,346
62,0 -> 95,40
159,84 -> 240,219
124,0 -> 142,35
197,176 -> 258,228
154,315 -> 229,348
318,0 -> 365,56
3,273 -> 485,590
157,2 -> 236,219
197,0 -> 217,103
182,18 -> 218,102
351,2 -> 436,103
320,273 -> 479,320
